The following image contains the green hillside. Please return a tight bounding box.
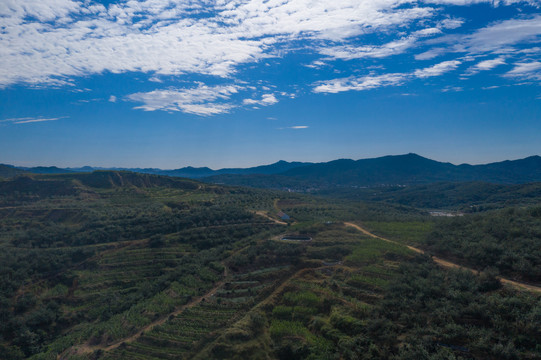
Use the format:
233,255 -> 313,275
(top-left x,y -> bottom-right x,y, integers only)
0,172 -> 539,359
0,164 -> 27,179
316,181 -> 541,211
204,154 -> 541,190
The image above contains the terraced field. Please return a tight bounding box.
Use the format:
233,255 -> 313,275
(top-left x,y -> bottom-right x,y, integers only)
2,172 -> 540,359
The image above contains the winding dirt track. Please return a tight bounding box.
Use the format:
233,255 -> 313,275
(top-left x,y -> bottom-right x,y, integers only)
63,274 -> 228,358
344,222 -> 541,294
62,219 -> 279,358
61,216 -> 539,358
255,210 -> 287,225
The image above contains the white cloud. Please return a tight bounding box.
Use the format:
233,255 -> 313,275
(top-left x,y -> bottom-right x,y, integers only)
304,60 -> 328,69
108,95 -> 117,103
1,0 -> 539,115
243,93 -> 279,106
473,57 -> 507,71
314,73 -> 407,93
439,18 -> 464,29
505,61 -> 541,80
320,37 -> 418,60
465,56 -> 506,75
128,84 -> 240,115
507,61 -> 541,74
0,0 -> 438,88
461,15 -> 541,54
0,116 -> 66,124
319,27 -> 443,61
415,47 -> 448,60
278,125 -> 309,129
422,0 -> 539,4
314,60 -> 462,93
441,86 -> 463,92
414,60 -> 461,78
419,15 -> 541,60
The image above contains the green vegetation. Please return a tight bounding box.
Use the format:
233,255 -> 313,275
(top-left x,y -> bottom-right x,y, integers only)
363,221 -> 434,244
316,181 -> 541,212
0,171 -> 540,359
424,207 -> 541,283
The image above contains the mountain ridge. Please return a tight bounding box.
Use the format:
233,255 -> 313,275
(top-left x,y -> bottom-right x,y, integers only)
3,154 -> 541,187
206,153 -> 541,189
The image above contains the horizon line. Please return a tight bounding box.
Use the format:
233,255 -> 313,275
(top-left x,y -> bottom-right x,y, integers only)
2,153 -> 540,172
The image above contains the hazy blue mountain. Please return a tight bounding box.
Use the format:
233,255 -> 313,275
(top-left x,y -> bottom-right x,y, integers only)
205,154 -> 541,189
21,166 -> 74,174
5,154 -> 541,187
467,156 -> 541,183
159,160 -> 312,178
8,160 -> 313,178
159,166 -> 217,178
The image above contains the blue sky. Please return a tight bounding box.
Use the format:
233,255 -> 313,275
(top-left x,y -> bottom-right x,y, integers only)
0,0 -> 540,169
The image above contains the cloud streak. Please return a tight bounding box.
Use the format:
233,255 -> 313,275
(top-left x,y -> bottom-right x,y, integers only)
128,84 -> 240,115
505,61 -> 541,80
314,60 -> 463,94
0,0 -> 440,88
0,116 -> 67,124
243,94 -> 278,106
464,57 -> 507,76
0,0 -> 540,117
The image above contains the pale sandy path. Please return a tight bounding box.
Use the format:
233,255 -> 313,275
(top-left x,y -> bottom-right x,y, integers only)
255,210 -> 288,225
344,222 -> 541,294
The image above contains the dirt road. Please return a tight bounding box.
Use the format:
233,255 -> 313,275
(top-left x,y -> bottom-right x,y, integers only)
344,222 -> 541,294
255,210 -> 288,225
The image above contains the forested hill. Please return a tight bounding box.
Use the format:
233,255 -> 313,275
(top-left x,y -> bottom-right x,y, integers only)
205,154 -> 541,189
1,169 -> 541,359
7,160 -> 313,179
4,154 -> 541,187
0,164 -> 27,178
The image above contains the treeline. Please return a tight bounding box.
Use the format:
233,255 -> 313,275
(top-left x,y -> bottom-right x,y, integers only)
378,257 -> 541,359
425,207 -> 541,283
316,182 -> 541,212
0,247 -> 94,359
262,257 -> 541,360
11,205 -> 257,248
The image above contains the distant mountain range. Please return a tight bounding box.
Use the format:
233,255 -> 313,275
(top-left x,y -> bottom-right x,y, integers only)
2,153 -> 541,189
0,160 -> 311,179
204,154 -> 541,189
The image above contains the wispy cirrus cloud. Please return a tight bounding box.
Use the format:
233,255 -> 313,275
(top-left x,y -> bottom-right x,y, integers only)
314,60 -> 462,94
0,116 -> 67,125
422,0 -> 539,4
414,60 -> 462,78
0,0 -> 437,88
128,84 -> 240,116
243,94 -> 278,107
314,73 -> 407,94
1,0 -> 540,118
418,15 -> 541,60
465,56 -> 507,75
505,61 -> 541,80
319,28 -> 443,61
278,125 -> 309,130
